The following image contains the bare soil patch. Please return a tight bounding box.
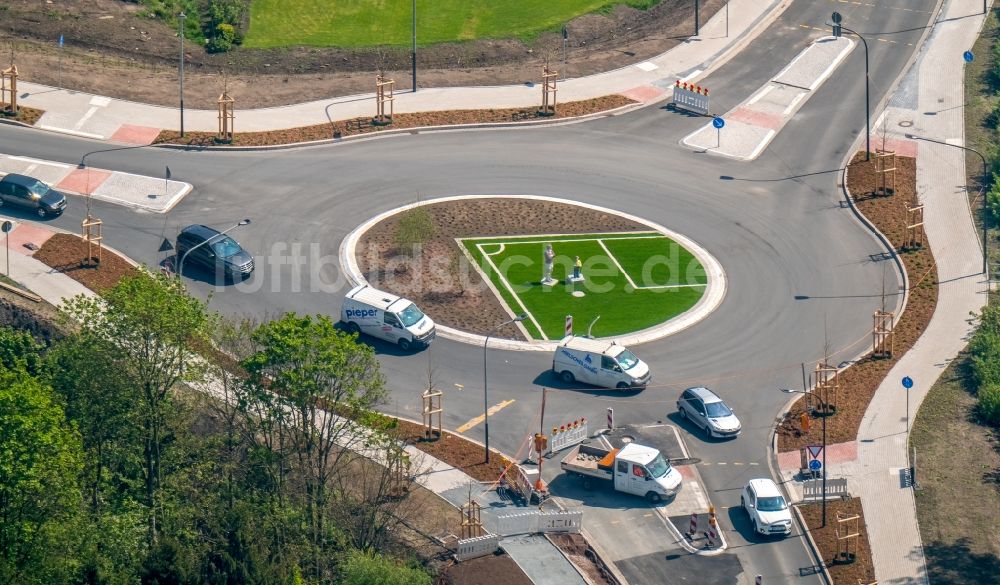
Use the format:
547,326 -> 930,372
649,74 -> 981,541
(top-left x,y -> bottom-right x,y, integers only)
154,94 -> 636,147
356,197 -> 646,339
778,154 -> 938,451
1,105 -> 45,126
798,498 -> 877,585
34,233 -> 140,294
1,0 -> 724,109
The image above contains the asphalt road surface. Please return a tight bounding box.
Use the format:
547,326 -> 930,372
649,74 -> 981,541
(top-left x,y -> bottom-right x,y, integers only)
0,0 -> 939,582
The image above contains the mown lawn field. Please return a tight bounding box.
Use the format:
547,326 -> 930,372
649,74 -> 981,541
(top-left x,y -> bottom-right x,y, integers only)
459,232 -> 706,340
244,0 -> 660,48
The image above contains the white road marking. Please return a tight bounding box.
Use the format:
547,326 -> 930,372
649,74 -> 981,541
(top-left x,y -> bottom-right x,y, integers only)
596,238 -> 638,289
477,243 -> 547,340
73,106 -> 100,130
7,155 -> 72,169
38,125 -> 105,140
635,61 -> 659,72
89,96 -> 111,107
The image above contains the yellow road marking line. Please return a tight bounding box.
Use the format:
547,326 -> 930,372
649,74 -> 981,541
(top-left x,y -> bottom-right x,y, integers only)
456,399 -> 516,433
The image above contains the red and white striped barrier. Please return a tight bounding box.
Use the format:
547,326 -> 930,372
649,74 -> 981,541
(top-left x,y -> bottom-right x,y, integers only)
755,576 -> 762,585
607,407 -> 614,431
687,513 -> 698,537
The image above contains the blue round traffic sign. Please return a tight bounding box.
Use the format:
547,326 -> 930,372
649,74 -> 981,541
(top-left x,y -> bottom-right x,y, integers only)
809,459 -> 822,471
713,117 -> 725,129
902,376 -> 913,389
964,50 -> 975,63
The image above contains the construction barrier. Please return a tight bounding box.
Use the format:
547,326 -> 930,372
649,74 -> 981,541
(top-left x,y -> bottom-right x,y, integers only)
802,477 -> 848,501
549,419 -> 588,455
672,80 -> 711,115
687,512 -> 699,537
607,407 -> 614,431
507,465 -> 541,504
455,534 -> 500,561
496,510 -> 584,536
756,576 -> 762,585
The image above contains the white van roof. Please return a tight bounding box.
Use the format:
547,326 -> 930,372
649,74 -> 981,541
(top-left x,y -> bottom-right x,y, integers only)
345,284 -> 412,313
558,335 -> 624,356
618,443 -> 660,466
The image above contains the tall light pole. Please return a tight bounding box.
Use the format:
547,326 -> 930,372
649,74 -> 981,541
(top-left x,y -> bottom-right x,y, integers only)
178,219 -> 251,278
781,388 -> 829,527
411,0 -> 417,92
483,313 -> 527,463
830,21 -> 870,161
905,133 -> 989,278
179,12 -> 186,137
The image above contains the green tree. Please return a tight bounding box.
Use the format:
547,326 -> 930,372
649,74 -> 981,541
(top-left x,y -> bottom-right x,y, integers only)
0,366 -> 85,584
0,325 -> 44,374
338,549 -> 430,585
63,271 -> 214,546
242,314 -> 387,580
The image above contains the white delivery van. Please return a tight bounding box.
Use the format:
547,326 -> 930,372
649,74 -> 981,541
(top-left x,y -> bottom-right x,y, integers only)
341,284 -> 436,350
552,335 -> 651,390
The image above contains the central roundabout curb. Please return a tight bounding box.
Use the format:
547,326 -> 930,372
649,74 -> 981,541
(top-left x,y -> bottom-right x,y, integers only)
339,195 -> 727,351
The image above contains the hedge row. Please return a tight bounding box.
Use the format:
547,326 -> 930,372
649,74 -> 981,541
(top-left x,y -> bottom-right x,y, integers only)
969,303 -> 1000,425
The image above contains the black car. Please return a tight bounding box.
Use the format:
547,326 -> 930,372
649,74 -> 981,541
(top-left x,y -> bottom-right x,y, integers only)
0,173 -> 68,218
176,224 -> 254,280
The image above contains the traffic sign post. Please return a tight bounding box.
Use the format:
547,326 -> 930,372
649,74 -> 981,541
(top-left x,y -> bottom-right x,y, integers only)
964,50 -> 975,63
1,220 -> 11,276
831,11 -> 842,37
902,376 -> 913,434
713,116 -> 725,148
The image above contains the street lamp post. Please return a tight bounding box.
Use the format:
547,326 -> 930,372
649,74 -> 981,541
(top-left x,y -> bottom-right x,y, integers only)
179,12 -> 186,137
781,388 -> 829,527
836,23 -> 871,161
411,0 -> 417,92
483,314 -> 527,463
177,219 -> 251,278
905,133 -> 989,278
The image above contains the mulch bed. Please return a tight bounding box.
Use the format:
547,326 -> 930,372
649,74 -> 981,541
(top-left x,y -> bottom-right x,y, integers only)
798,498 -> 877,585
33,233 -> 140,294
778,153 -> 938,451
357,197 -> 646,338
153,95 -> 636,147
394,418 -> 509,484
436,554 -> 534,585
2,105 -> 44,126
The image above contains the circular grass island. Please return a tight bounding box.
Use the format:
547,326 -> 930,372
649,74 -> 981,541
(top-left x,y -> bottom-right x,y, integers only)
343,196 -> 724,347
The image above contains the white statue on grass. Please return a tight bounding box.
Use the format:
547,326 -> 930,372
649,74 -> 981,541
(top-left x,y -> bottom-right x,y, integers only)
542,243 -> 556,286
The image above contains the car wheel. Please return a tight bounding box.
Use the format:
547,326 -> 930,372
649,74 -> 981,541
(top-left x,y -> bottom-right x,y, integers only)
616,382 -> 631,390
346,322 -> 361,336
703,423 -> 713,439
36,207 -> 47,218
679,406 -> 688,420
560,370 -> 575,384
645,491 -> 662,504
753,520 -> 760,535
740,496 -> 746,510
398,338 -> 412,351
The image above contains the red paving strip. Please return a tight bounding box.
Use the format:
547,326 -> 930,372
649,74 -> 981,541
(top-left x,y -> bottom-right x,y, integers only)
56,168 -> 112,195
677,465 -> 695,479
620,85 -> 666,104
110,124 -> 162,146
0,223 -> 55,256
870,136 -> 918,158
728,107 -> 784,130
776,440 -> 857,471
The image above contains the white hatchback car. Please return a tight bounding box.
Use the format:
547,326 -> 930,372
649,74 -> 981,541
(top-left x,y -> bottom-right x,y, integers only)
741,478 -> 793,536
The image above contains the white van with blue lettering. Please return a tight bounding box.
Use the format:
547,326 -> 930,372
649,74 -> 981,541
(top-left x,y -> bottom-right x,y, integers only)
552,336 -> 651,390
341,285 -> 436,351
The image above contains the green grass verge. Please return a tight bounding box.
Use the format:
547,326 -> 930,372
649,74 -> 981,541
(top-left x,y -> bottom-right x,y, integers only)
244,0 -> 661,48
459,232 -> 705,340
911,354 -> 1000,584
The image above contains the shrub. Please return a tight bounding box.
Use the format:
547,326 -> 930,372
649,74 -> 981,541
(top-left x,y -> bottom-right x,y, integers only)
206,23 -> 236,53
986,173 -> 1000,225
394,208 -> 437,255
979,382 -> 1000,426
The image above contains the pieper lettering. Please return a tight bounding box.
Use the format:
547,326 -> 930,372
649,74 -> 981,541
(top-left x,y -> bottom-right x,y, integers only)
346,308 -> 378,319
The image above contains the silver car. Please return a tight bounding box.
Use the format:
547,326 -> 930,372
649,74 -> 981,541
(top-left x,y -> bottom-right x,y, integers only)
677,386 -> 742,439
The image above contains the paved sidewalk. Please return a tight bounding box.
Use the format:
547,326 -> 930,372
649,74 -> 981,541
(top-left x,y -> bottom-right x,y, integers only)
854,2 -> 990,583
15,0 -> 788,143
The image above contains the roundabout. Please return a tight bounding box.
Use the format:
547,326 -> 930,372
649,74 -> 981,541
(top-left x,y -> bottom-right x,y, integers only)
339,194 -> 726,349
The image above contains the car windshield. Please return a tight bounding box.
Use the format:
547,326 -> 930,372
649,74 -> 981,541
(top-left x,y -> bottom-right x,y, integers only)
27,180 -> 50,196
210,236 -> 243,259
616,349 -> 639,370
397,303 -> 425,327
757,496 -> 787,512
705,401 -> 733,418
645,453 -> 672,479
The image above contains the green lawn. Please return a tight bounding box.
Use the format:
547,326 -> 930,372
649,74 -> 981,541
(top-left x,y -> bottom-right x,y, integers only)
459,232 -> 706,340
243,0 -> 661,49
